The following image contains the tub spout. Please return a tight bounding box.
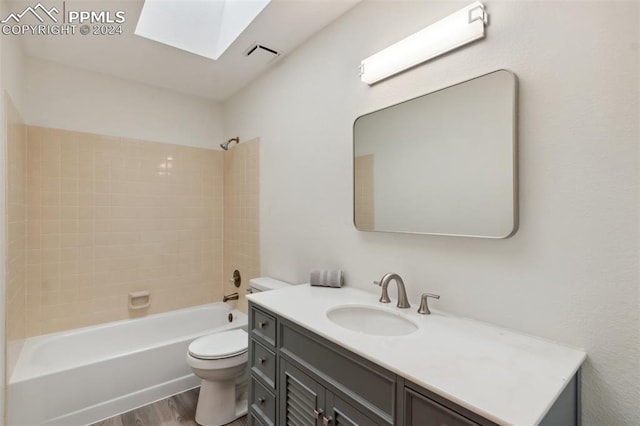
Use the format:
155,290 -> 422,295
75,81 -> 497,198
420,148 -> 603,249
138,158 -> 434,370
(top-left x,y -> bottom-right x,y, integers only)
223,292 -> 239,302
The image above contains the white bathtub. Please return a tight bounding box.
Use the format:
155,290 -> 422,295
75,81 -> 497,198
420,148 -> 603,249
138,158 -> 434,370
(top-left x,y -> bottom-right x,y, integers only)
8,303 -> 247,426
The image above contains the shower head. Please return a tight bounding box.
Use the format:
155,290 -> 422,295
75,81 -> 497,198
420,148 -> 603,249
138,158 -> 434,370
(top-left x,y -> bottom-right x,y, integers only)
220,137 -> 240,151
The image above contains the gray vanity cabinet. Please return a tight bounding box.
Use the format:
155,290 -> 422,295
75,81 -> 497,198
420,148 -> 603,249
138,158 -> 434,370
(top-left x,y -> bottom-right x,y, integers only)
402,383 -> 494,426
405,388 -> 476,426
278,317 -> 396,425
249,306 -> 279,426
279,359 -> 323,425
249,302 -> 475,426
248,303 -> 578,426
280,358 -> 383,426
249,303 -> 393,426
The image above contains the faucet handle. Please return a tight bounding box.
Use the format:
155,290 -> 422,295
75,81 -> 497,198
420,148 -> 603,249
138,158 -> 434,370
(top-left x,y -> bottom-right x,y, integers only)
373,280 -> 391,303
417,293 -> 440,315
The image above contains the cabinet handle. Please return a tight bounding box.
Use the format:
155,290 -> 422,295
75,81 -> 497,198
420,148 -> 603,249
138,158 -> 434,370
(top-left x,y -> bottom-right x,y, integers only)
258,397 -> 265,405
258,357 -> 266,365
313,409 -> 323,419
323,416 -> 333,426
258,321 -> 266,328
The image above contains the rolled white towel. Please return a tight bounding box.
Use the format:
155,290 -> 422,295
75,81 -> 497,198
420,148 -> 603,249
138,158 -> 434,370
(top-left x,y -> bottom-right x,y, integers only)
310,269 -> 343,288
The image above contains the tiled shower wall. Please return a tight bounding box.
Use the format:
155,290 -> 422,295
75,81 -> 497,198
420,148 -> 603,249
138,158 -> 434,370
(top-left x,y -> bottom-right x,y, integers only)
23,127 -> 226,336
6,95 -> 27,363
223,138 -> 260,313
354,154 -> 374,231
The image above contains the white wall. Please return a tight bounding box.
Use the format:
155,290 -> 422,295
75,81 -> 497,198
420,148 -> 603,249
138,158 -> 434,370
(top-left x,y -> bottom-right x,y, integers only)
1,30 -> 24,114
223,1 -> 639,425
0,1 -> 25,422
25,57 -> 224,149
0,33 -> 5,426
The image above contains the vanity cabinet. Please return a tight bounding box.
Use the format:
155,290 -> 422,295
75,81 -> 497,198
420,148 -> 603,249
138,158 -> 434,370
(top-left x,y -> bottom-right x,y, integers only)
249,304 -> 393,426
404,387 -> 477,426
402,382 -> 497,426
248,302 -> 579,426
280,359 -> 380,426
278,319 -> 395,426
249,306 -> 278,425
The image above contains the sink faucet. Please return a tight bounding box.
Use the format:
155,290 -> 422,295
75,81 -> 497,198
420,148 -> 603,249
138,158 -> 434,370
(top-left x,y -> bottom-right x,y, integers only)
374,273 -> 411,308
417,293 -> 440,315
223,292 -> 239,302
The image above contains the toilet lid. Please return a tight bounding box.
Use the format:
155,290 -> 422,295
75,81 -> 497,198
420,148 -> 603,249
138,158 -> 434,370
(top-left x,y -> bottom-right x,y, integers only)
188,329 -> 248,360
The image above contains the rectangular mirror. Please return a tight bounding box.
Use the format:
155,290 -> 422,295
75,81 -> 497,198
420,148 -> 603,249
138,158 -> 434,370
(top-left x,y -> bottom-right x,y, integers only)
353,69 -> 518,238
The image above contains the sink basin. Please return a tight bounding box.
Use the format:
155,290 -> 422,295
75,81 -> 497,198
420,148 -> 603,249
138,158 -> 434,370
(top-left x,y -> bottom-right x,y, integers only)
326,304 -> 418,336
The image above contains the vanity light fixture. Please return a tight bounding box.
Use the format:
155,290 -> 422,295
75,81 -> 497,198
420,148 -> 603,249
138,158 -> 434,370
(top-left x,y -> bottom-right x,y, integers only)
360,1 -> 488,85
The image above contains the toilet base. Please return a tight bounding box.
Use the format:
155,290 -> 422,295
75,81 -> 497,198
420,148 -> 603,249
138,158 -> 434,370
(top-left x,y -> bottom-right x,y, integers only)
195,379 -> 248,426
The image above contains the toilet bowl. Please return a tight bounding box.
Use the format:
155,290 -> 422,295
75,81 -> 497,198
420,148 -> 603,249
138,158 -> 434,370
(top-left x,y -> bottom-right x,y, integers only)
186,329 -> 249,425
186,277 -> 292,425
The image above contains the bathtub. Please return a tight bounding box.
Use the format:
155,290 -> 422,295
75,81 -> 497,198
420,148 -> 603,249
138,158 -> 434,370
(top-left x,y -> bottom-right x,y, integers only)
8,303 -> 247,426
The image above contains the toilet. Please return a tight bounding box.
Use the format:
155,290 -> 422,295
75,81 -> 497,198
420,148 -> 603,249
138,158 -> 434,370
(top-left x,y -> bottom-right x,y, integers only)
186,277 -> 291,426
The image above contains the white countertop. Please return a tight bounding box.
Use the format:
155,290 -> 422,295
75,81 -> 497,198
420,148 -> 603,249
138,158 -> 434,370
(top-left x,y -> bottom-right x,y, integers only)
247,284 -> 586,426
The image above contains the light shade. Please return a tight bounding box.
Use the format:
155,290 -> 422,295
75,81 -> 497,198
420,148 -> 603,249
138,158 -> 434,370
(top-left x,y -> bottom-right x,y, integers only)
360,2 -> 488,85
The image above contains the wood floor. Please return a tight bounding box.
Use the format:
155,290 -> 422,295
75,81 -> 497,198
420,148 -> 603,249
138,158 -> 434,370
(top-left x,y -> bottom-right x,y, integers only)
91,388 -> 247,426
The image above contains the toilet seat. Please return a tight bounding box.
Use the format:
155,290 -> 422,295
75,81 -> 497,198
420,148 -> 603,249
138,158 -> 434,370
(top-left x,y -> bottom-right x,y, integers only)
189,329 -> 248,360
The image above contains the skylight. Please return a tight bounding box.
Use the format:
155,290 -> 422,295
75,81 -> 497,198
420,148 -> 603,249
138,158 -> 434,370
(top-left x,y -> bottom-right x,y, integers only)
135,0 -> 271,60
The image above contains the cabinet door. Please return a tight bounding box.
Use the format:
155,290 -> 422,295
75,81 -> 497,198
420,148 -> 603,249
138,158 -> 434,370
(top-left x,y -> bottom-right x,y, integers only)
405,388 -> 479,426
326,392 -> 381,426
280,359 -> 325,426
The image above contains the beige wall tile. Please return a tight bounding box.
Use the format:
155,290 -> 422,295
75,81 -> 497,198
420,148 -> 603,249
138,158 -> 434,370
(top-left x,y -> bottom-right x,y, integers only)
21,127 -> 226,336
10,124 -> 258,339
222,139 -> 261,313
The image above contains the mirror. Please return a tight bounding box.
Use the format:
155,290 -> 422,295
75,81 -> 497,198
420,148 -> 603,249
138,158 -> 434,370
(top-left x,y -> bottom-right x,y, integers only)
353,69 -> 518,238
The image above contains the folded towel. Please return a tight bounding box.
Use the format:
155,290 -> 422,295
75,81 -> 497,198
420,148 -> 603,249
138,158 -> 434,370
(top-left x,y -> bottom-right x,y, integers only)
310,269 -> 343,288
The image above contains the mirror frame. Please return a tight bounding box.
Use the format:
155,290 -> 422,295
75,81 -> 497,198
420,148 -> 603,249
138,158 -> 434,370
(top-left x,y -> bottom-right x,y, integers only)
353,69 -> 519,238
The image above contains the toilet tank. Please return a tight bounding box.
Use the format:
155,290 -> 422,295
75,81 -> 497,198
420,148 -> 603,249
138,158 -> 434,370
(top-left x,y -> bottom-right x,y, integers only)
249,277 -> 292,293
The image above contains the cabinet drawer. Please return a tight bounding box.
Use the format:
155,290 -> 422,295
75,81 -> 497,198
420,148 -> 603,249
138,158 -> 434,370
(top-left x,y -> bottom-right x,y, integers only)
251,338 -> 277,389
251,306 -> 277,347
251,377 -> 277,426
249,412 -> 267,426
280,319 -> 396,422
405,388 -> 479,426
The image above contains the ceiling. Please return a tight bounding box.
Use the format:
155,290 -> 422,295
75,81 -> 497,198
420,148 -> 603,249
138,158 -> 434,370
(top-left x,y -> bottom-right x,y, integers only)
19,0 -> 360,101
